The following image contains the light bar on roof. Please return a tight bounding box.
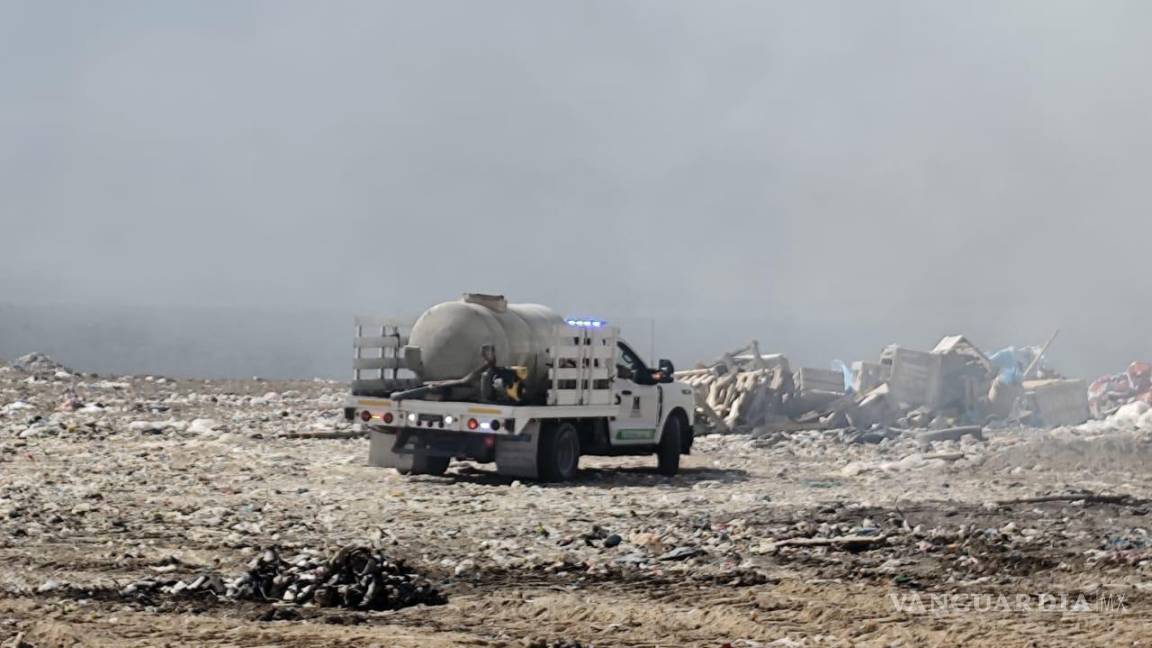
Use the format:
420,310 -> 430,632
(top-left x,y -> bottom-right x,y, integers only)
565,318 -> 606,328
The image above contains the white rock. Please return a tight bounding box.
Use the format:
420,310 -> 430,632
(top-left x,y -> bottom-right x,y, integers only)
188,418 -> 222,435
840,462 -> 869,477
128,419 -> 188,433
2,401 -> 33,413
453,559 -> 476,576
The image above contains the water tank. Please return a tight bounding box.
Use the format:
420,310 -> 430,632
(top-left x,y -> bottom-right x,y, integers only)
408,294 -> 565,396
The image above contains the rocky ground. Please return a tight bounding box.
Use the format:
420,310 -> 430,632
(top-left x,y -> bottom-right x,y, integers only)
2,356 -> 1152,647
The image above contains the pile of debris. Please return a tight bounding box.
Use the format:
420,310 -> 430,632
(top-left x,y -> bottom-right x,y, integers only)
125,546 -> 446,611
676,341 -> 838,434
1088,362 -> 1152,419
10,352 -> 73,377
679,332 -> 1089,436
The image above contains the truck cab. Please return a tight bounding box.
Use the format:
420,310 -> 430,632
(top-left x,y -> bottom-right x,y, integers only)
611,340 -> 680,447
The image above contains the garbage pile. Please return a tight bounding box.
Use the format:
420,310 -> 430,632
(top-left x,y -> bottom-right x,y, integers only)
1088,362 -> 1152,418
676,341 -> 831,434
679,333 -> 1089,435
9,352 -> 73,377
125,546 -> 446,611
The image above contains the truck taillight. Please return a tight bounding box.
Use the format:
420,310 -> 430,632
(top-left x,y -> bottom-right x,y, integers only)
360,410 -> 371,422
382,412 -> 394,424
489,419 -> 501,431
467,418 -> 479,430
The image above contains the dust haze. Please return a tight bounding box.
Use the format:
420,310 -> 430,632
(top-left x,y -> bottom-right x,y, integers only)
3,1 -> 1151,379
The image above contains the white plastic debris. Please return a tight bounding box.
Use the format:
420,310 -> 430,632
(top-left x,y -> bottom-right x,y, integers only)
188,418 -> 222,435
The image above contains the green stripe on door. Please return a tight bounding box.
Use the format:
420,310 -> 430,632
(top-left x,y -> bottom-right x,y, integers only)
616,428 -> 656,440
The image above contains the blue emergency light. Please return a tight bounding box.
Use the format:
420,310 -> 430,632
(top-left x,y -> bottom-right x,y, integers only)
566,318 -> 606,328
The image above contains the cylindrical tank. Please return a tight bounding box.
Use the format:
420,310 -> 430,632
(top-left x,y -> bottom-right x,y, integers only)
408,294 -> 566,396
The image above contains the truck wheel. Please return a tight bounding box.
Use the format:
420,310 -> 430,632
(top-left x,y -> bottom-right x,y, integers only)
657,416 -> 682,476
678,413 -> 694,455
370,431 -> 450,475
406,454 -> 450,476
538,422 -> 580,482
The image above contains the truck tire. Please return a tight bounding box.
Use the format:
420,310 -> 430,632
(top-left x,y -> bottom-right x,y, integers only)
657,415 -> 682,476
678,412 -> 694,455
370,432 -> 450,475
406,454 -> 450,476
538,421 -> 580,482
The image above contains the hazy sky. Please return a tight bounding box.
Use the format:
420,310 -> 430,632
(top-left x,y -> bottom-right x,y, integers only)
3,1 -> 1152,378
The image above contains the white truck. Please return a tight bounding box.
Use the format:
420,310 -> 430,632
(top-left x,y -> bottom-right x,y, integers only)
344,294 -> 695,481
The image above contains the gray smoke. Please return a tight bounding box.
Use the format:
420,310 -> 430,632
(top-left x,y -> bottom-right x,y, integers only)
3,1 -> 1150,378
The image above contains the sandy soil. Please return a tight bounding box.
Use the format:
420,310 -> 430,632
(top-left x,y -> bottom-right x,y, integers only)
2,365 -> 1151,647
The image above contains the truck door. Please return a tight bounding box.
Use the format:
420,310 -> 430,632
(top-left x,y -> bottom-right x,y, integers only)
610,341 -> 662,445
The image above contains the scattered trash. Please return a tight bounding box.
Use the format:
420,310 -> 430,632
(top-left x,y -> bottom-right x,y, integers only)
657,546 -> 705,561
1089,361 -> 1152,418
120,546 -> 446,611
1,350 -> 1149,645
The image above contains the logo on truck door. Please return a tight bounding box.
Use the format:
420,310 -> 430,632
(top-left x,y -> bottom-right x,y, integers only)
630,396 -> 641,417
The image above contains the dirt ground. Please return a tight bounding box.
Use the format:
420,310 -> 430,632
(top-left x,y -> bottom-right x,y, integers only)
2,366 -> 1152,647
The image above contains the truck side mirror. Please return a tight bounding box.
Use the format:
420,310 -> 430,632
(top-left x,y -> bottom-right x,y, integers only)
648,360 -> 675,384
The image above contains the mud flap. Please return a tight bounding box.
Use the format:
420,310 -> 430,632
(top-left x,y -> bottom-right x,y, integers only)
494,421 -> 541,479
369,430 -> 414,471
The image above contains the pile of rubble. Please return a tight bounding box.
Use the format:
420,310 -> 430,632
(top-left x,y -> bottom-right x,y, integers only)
1088,361 -> 1152,418
122,545 -> 446,611
8,352 -> 74,377
676,341 -> 837,434
679,333 -> 1089,436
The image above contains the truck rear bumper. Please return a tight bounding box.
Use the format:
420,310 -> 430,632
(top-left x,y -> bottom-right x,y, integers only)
367,423 -> 542,478
366,426 -> 497,461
